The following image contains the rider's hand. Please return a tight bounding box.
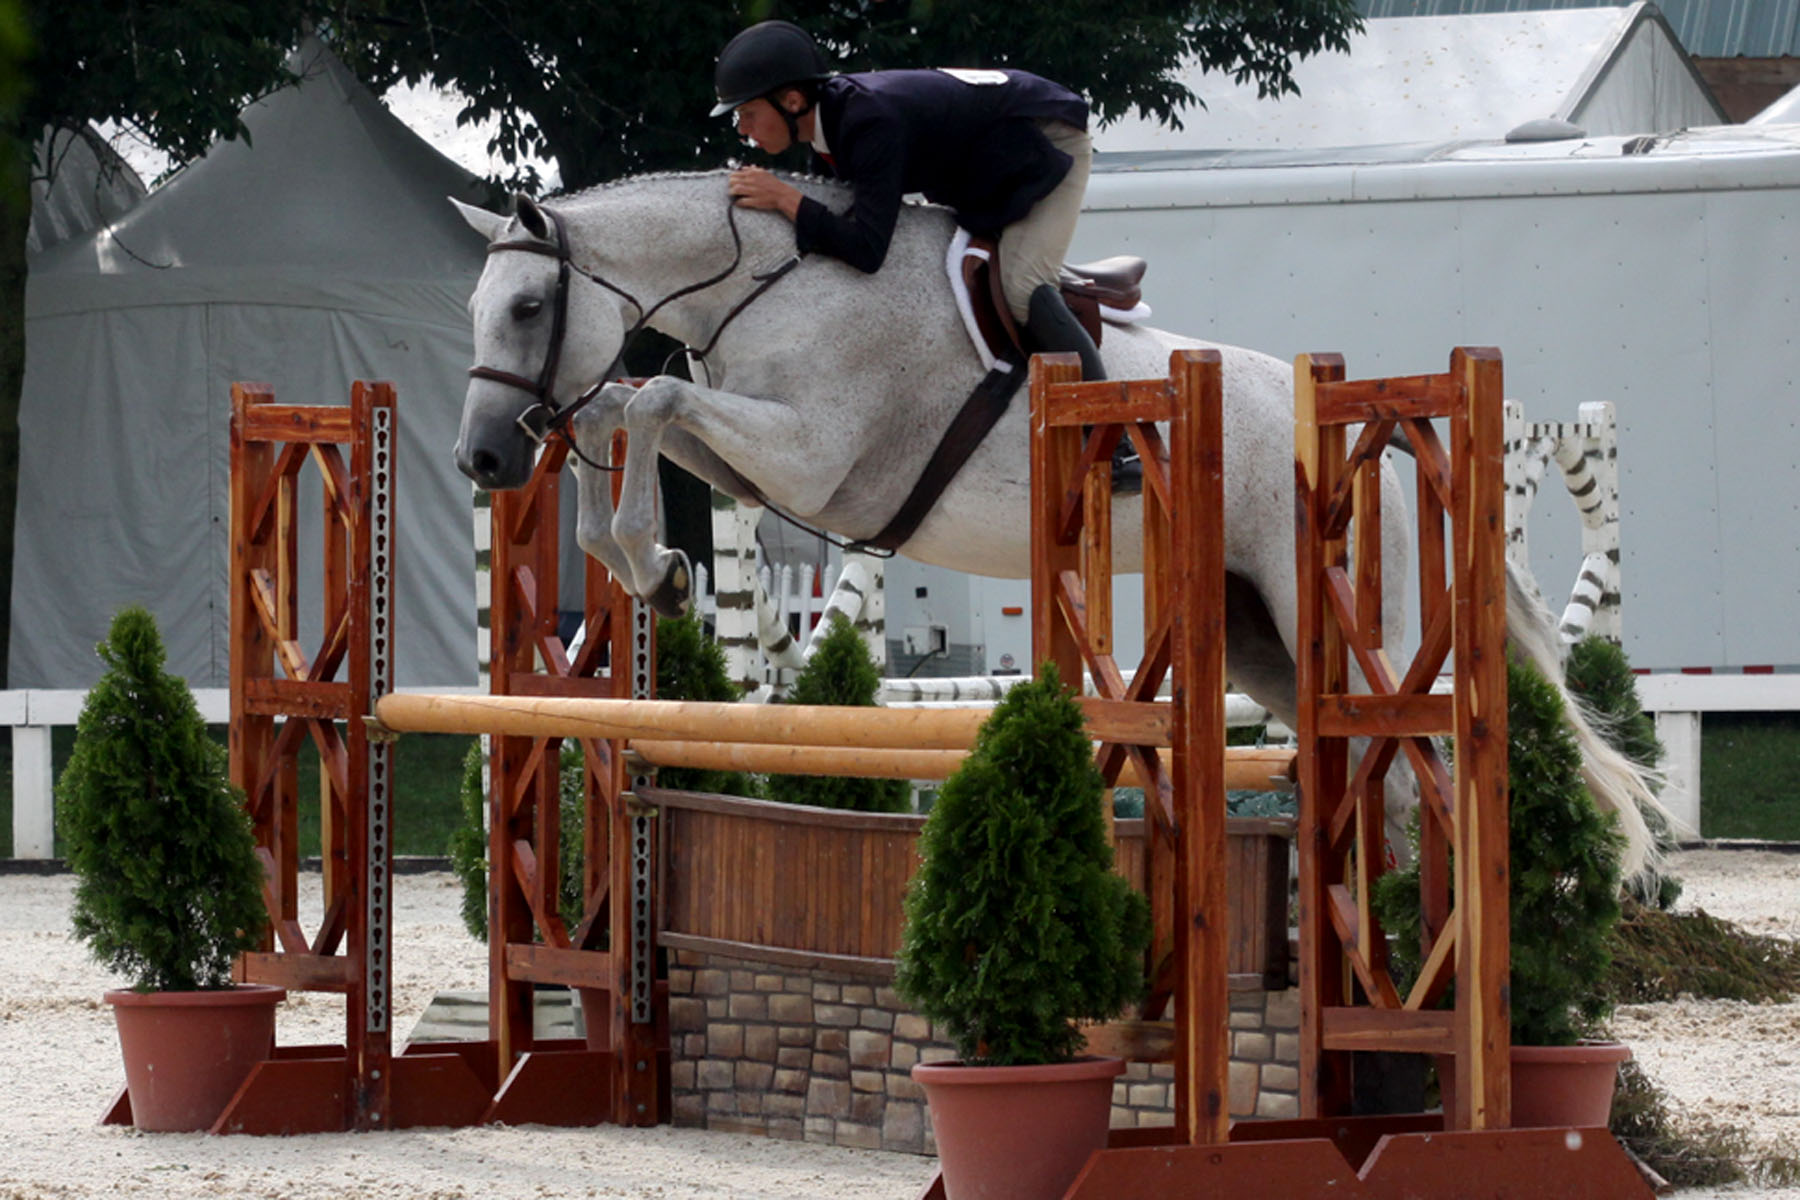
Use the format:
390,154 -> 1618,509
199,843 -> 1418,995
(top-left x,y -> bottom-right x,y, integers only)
729,167 -> 802,222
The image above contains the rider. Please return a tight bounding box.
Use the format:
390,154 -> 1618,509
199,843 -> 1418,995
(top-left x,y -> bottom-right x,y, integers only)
714,21 -> 1137,482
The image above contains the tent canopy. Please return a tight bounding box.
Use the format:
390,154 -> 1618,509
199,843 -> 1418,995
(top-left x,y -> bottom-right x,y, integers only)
1096,3 -> 1725,153
27,127 -> 146,256
17,40 -> 494,689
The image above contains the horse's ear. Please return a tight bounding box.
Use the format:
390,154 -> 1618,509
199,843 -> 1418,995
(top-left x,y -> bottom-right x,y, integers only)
514,194 -> 551,242
450,197 -> 507,243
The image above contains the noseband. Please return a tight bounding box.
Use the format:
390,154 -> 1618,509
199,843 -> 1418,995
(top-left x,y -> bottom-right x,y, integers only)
469,201 -> 800,458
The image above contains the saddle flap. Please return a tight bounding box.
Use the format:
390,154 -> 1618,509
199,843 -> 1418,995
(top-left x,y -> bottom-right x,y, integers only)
959,235 -> 1106,363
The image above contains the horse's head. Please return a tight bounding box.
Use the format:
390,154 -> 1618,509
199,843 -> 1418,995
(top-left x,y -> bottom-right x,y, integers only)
452,194 -> 634,489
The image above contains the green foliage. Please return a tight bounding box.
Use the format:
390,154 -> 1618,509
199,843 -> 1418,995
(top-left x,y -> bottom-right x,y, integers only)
1564,635 -> 1680,907
330,0 -> 1362,193
1701,712 -> 1800,840
1564,637 -> 1661,772
1602,897 -> 1800,1006
894,665 -> 1149,1066
17,0 -> 314,165
448,740 -> 490,941
0,0 -> 25,127
452,613 -> 753,938
1609,1057 -> 1800,1189
449,739 -> 586,943
655,613 -> 759,797
57,608 -> 267,991
1375,652 -> 1624,1046
764,615 -> 908,813
1506,650 -> 1625,1045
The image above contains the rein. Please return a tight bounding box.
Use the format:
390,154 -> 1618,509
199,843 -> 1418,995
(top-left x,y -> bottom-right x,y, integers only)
470,201 -> 800,468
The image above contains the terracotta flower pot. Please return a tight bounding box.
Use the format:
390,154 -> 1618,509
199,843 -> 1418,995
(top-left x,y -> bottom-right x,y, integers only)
107,984 -> 285,1132
1436,1040 -> 1630,1129
913,1056 -> 1123,1200
1511,1041 -> 1631,1128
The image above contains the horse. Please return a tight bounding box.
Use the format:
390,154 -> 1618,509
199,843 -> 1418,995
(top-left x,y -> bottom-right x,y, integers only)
450,168 -> 1662,876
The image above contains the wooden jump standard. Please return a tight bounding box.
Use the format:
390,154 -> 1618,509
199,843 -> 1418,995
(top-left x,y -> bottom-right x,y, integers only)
198,383 -> 490,1134
1042,349 -> 1651,1197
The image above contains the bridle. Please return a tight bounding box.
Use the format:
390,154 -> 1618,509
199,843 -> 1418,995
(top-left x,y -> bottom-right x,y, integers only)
469,201 -> 800,465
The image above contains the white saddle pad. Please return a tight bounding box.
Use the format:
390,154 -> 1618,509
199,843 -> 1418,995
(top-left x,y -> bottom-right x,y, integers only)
945,228 -> 1152,372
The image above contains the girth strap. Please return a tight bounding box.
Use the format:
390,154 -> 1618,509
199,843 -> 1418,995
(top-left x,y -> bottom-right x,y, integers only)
859,354 -> 1026,553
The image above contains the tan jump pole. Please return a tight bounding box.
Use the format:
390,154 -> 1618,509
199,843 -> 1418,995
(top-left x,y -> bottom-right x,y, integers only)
629,739 -> 1296,791
375,692 -> 1172,751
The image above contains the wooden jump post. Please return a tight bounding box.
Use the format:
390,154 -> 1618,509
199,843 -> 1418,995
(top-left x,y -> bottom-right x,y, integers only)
449,433 -> 666,1128
204,382 -> 489,1134
1053,349 -> 1651,1197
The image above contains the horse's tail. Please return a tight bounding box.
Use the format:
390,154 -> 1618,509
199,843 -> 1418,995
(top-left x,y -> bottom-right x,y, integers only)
1505,559 -> 1666,880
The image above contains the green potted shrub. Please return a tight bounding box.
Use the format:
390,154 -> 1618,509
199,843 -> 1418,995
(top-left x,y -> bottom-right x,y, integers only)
653,612 -> 760,797
1377,649 -> 1628,1127
895,665 -> 1149,1200
58,607 -> 278,1132
765,613 -> 909,813
1565,635 -> 1679,909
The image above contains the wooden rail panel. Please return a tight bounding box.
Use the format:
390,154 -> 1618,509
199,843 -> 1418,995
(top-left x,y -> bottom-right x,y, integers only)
652,793 -> 1291,987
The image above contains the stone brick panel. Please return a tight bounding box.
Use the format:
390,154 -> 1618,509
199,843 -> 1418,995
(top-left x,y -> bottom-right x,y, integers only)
667,948 -> 1301,1153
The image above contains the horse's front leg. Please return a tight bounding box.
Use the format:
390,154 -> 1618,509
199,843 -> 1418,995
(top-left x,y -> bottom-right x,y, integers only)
567,386 -> 637,590
612,375 -> 851,618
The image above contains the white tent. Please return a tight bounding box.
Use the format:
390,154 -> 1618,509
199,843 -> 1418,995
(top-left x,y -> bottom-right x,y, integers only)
1750,80 -> 1800,125
16,40 -> 491,689
27,127 -> 146,255
1096,3 -> 1725,153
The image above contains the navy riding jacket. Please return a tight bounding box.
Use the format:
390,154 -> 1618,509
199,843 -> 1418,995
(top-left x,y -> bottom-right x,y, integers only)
793,69 -> 1089,273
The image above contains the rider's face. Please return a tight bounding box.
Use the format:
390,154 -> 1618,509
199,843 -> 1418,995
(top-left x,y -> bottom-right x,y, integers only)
734,97 -> 794,155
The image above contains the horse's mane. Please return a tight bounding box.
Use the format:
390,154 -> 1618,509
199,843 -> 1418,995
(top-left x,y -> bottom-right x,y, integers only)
551,167 -> 952,223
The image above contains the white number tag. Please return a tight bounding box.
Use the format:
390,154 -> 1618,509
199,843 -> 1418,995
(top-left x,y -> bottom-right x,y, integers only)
936,68 -> 1008,86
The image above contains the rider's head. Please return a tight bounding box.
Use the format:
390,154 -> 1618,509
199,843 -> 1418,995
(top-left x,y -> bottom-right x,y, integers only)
711,21 -> 830,152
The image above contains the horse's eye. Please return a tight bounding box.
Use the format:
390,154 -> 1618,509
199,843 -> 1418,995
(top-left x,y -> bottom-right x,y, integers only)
512,298 -> 544,322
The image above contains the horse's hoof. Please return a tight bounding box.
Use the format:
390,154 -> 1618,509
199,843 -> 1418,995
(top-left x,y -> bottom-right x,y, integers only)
646,551 -> 692,620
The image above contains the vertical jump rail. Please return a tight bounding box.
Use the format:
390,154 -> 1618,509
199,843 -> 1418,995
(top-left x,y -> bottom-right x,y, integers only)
1030,349 -> 1231,1146
467,433 -> 668,1127
1293,348 -> 1512,1129
215,382 -> 488,1134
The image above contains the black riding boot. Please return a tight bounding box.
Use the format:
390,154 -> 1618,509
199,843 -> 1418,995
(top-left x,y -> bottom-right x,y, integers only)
1025,283 -> 1141,494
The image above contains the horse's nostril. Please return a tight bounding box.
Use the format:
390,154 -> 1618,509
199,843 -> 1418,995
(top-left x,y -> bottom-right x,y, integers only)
471,449 -> 499,476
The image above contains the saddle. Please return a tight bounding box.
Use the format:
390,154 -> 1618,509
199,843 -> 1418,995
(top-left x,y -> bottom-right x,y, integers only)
953,232 -> 1150,370
859,237 -> 1152,554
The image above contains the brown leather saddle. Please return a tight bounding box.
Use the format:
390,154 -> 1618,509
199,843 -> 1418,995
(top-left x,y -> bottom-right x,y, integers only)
958,235 -> 1148,364
858,241 -> 1149,553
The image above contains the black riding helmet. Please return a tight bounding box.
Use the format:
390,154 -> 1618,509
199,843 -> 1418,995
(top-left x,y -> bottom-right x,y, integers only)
709,20 -> 831,118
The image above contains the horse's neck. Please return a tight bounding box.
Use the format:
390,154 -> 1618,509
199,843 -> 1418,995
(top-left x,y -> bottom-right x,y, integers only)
571,178 -> 791,352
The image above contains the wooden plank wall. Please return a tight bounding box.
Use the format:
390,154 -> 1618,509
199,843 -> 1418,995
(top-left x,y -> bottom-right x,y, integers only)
654,790 -> 1292,986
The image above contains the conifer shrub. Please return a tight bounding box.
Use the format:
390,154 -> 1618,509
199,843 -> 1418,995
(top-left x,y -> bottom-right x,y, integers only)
1564,635 -> 1680,908
1374,650 -> 1624,1045
894,666 -> 1150,1065
654,613 -> 759,797
1565,637 -> 1662,772
58,607 -> 267,991
449,739 -> 586,943
765,614 -> 909,813
449,613 -> 747,939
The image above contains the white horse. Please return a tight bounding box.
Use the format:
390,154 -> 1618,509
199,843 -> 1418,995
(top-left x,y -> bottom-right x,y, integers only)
451,169 -> 1660,875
